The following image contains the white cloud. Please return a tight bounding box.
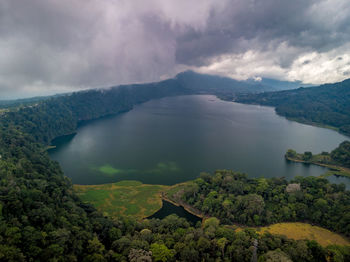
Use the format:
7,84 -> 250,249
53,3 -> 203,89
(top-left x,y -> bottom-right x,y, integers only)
194,42 -> 350,85
195,42 -> 302,81
288,44 -> 350,84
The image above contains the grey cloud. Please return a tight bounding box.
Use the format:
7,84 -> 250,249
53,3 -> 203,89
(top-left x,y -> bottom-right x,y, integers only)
0,0 -> 350,98
0,0 -> 184,98
175,0 -> 350,66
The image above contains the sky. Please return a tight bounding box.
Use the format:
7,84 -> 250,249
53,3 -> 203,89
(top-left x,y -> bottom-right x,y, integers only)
1,0 -> 350,99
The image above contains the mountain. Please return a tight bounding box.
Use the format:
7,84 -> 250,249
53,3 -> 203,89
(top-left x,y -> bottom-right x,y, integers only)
0,93 -> 70,108
236,78 -> 350,136
0,71 -> 301,109
175,70 -> 297,95
1,71 -> 300,111
243,77 -> 309,90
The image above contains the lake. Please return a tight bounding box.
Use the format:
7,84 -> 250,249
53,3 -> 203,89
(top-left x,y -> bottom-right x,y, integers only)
49,95 -> 350,187
147,200 -> 202,224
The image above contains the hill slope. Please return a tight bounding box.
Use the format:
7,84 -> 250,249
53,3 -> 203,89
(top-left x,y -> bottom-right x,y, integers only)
0,70 -> 298,109
236,78 -> 350,136
2,71 -> 300,144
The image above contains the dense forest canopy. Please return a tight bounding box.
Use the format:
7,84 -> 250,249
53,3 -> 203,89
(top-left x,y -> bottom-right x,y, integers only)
0,73 -> 349,261
236,78 -> 350,136
174,170 -> 350,236
331,141 -> 350,168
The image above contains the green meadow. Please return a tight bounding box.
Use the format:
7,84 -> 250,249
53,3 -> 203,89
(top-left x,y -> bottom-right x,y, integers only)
74,181 -> 169,219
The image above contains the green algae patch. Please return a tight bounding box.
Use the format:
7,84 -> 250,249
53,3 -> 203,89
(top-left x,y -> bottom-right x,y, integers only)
98,164 -> 122,175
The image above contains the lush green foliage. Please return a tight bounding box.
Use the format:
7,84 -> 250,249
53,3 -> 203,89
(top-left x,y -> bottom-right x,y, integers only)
331,141 -> 350,168
0,76 -> 349,261
177,170 -> 350,236
236,78 -> 350,136
286,141 -> 350,172
1,130 -> 346,261
1,79 -> 190,144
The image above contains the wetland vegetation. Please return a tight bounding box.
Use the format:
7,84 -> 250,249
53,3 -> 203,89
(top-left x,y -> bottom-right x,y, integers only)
74,181 -> 168,219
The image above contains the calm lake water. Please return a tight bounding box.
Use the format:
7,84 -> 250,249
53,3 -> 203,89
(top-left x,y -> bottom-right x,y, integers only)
49,95 -> 349,187
147,200 -> 202,224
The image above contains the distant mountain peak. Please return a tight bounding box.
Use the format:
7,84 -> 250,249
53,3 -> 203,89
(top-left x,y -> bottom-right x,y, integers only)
175,70 -> 302,92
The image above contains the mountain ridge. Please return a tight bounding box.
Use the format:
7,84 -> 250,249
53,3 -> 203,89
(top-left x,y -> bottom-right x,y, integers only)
0,70 -> 302,108
236,77 -> 350,136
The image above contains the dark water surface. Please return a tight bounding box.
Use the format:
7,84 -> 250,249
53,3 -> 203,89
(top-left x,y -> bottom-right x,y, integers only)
147,200 -> 202,224
49,95 -> 349,187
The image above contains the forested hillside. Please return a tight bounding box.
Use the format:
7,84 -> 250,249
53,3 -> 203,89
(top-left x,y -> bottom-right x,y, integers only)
0,70 -> 295,110
236,78 -> 350,136
2,79 -> 190,144
0,75 -> 349,261
1,71 -> 293,145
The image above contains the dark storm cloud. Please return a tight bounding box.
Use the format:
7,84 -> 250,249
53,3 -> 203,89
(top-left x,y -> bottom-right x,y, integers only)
175,0 -> 350,66
0,0 -> 350,98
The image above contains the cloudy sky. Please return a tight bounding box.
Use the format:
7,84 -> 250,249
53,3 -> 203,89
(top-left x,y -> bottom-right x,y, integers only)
1,0 -> 350,99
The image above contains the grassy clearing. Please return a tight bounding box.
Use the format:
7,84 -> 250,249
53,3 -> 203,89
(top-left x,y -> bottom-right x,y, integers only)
165,182 -> 188,199
74,180 -> 169,219
259,222 -> 349,247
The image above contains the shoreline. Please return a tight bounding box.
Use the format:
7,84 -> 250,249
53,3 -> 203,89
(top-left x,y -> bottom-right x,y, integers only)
285,156 -> 350,179
161,193 -> 208,221
229,98 -> 350,138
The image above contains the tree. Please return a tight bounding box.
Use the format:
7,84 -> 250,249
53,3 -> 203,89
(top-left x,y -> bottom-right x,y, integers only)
303,152 -> 313,161
0,245 -> 25,262
330,141 -> 350,167
150,243 -> 175,262
128,249 -> 152,262
203,217 -> 220,229
285,149 -> 297,159
260,249 -> 292,262
241,194 -> 265,218
315,198 -> 328,213
217,237 -> 227,258
197,236 -> 211,253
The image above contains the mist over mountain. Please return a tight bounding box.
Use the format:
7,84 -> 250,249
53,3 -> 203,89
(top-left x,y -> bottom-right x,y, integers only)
0,71 -> 300,108
244,77 -> 309,90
